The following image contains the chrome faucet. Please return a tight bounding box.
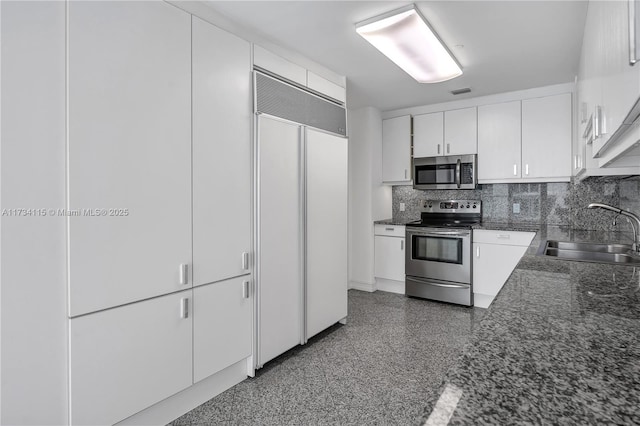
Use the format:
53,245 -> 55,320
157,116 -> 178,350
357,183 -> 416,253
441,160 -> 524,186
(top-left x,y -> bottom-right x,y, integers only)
587,203 -> 640,253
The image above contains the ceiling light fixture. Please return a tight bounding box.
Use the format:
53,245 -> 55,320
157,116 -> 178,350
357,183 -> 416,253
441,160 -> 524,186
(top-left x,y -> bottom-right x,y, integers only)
355,4 -> 462,83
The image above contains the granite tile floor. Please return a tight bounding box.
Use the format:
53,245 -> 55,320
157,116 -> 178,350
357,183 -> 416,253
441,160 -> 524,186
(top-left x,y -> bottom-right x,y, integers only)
169,290 -> 485,426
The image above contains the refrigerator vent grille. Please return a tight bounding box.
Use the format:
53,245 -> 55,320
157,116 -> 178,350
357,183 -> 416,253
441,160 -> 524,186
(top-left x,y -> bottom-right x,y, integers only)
255,72 -> 347,136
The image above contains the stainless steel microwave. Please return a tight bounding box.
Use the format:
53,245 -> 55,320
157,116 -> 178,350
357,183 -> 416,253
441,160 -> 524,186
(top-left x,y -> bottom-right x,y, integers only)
413,154 -> 477,190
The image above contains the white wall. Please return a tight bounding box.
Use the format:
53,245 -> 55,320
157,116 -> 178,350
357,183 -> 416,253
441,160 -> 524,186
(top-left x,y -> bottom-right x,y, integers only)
1,1 -> 68,424
348,107 -> 391,291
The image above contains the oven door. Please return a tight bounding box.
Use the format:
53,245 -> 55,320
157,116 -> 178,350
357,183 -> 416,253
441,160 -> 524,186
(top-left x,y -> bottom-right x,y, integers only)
405,227 -> 471,284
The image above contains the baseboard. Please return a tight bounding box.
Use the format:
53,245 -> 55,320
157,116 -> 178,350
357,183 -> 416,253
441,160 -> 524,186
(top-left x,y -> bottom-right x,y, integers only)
375,278 -> 405,295
473,293 -> 494,309
349,280 -> 377,292
116,358 -> 248,426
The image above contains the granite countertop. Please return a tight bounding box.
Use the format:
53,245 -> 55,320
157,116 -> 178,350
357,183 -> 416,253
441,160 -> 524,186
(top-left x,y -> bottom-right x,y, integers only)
421,225 -> 640,425
374,218 -> 413,226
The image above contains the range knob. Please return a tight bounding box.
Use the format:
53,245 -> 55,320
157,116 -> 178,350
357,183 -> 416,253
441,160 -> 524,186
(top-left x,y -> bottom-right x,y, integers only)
472,204 -> 477,209
466,204 -> 470,208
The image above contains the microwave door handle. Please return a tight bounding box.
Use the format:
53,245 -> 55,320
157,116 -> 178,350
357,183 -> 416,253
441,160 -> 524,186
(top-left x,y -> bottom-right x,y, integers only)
455,158 -> 461,189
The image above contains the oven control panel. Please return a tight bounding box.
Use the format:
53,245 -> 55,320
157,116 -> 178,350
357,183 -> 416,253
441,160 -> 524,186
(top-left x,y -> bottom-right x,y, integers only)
422,199 -> 481,213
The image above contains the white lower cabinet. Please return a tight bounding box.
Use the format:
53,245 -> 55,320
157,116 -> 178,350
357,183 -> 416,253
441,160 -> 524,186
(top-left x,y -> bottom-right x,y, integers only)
374,225 -> 405,290
69,290 -> 193,426
70,277 -> 254,425
194,277 -> 252,383
473,230 -> 535,308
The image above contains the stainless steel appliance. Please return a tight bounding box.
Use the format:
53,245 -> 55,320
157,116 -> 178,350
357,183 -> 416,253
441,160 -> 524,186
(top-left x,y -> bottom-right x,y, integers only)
405,200 -> 481,306
413,154 -> 477,190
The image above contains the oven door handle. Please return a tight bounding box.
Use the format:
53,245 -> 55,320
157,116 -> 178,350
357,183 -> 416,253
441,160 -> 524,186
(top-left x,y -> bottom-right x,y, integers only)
408,230 -> 470,237
408,276 -> 469,289
455,158 -> 461,189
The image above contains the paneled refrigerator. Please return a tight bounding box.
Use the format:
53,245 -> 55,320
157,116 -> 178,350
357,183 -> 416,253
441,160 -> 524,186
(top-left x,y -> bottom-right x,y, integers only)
254,72 -> 348,367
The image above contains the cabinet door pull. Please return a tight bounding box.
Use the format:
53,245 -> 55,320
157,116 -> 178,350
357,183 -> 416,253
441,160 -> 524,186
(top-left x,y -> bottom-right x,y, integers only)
513,164 -> 517,176
447,143 -> 450,154
525,164 -> 529,176
180,297 -> 189,319
242,280 -> 250,299
401,240 -> 404,250
242,252 -> 249,270
385,227 -> 394,231
404,169 -> 408,179
179,263 -> 188,285
476,246 -> 480,257
497,234 -> 511,240
437,144 -> 440,154
630,0 -> 638,65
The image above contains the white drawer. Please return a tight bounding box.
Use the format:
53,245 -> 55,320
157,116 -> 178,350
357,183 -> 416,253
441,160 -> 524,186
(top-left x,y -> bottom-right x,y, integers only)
374,224 -> 405,237
473,229 -> 535,247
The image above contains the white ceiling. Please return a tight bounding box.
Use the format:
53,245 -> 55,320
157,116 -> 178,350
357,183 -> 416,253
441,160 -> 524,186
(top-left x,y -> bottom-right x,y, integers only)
205,1 -> 589,112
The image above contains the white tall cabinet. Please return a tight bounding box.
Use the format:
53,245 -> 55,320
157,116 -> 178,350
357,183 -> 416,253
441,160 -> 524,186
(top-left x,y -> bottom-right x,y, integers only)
66,3 -> 254,425
256,116 -> 348,366
192,16 -> 252,286
67,1 -> 192,317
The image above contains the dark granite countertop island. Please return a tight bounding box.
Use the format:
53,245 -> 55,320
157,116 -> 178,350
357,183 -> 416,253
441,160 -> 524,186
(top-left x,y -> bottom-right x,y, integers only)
421,225 -> 640,425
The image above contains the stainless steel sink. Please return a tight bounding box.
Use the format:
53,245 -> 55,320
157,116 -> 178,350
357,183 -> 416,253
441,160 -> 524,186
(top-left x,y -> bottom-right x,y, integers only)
537,240 -> 640,265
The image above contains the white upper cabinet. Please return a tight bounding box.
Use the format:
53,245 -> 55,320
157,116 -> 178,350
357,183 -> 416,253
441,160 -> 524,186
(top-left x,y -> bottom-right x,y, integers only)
413,112 -> 443,157
253,46 -> 346,103
382,115 -> 412,183
67,1 -> 192,316
307,70 -> 346,103
578,0 -> 640,167
253,45 -> 306,86
192,16 -> 251,287
478,94 -> 571,183
444,107 -> 478,155
521,93 -> 572,179
478,101 -> 522,181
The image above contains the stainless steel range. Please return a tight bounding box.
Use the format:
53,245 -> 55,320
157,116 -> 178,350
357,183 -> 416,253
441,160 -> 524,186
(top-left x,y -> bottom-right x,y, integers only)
405,200 -> 481,306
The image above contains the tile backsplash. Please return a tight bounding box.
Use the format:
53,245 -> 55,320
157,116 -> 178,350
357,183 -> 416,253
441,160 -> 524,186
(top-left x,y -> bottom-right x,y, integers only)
392,176 -> 640,232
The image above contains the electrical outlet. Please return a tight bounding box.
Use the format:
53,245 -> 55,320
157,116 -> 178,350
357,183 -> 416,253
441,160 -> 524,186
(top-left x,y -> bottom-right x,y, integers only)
399,202 -> 406,212
513,203 -> 520,214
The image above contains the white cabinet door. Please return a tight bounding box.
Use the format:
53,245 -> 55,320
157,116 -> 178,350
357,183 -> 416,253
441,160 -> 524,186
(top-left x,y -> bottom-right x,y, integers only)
600,0 -> 640,152
69,290 -> 193,426
444,107 -> 477,155
382,115 -> 412,182
477,101 -> 522,181
374,236 -> 405,282
192,17 -> 251,287
306,129 -> 348,340
193,277 -> 252,383
473,243 -> 528,303
522,93 -> 572,179
68,1 -> 192,316
413,112 -> 443,157
257,116 -> 302,365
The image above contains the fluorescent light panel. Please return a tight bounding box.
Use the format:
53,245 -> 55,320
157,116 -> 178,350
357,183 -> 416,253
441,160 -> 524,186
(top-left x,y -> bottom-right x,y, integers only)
356,5 -> 462,83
